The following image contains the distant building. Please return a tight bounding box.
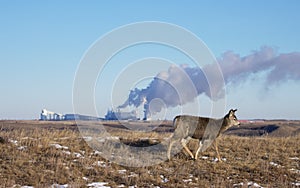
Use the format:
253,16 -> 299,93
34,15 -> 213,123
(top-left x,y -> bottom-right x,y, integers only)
104,109 -> 138,120
40,109 -> 64,121
40,109 -> 100,121
40,108 -> 139,121
64,114 -> 99,121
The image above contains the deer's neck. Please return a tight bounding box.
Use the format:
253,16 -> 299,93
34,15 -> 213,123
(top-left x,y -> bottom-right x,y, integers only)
220,117 -> 230,133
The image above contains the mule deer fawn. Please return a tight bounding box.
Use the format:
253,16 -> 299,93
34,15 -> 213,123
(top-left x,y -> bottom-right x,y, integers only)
167,109 -> 240,161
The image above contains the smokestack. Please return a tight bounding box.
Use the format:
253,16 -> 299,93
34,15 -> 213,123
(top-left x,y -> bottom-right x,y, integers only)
141,97 -> 150,120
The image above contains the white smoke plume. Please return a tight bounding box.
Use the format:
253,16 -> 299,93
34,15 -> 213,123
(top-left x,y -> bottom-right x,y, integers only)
218,46 -> 300,85
119,46 -> 300,115
118,64 -> 209,113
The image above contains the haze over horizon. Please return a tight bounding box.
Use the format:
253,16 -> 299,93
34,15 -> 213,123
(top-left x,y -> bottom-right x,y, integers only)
1,1 -> 300,120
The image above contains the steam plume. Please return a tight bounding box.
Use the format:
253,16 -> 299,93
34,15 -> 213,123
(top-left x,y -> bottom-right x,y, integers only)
119,46 -> 300,116
218,46 -> 300,85
118,65 -> 208,114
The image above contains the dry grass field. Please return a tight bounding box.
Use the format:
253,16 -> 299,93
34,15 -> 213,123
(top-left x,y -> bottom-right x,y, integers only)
0,120 -> 299,188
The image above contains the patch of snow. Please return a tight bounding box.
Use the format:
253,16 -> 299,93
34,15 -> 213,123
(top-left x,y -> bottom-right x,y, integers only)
213,158 -> 219,162
248,182 -> 263,188
9,139 -> 18,145
20,186 -> 34,188
128,172 -> 138,177
270,162 -> 283,168
73,152 -> 83,158
233,181 -> 263,188
107,136 -> 119,141
201,156 -> 209,160
18,146 -> 27,151
182,178 -> 192,183
289,157 -> 299,160
160,175 -> 169,183
83,177 -> 89,181
62,151 -> 71,155
49,143 -> 68,150
233,182 -> 244,187
291,182 -> 300,186
93,150 -> 102,155
87,182 -> 110,188
51,184 -> 69,188
83,136 -> 93,142
117,185 -> 126,188
97,138 -> 106,143
118,169 -> 127,174
93,161 -> 106,167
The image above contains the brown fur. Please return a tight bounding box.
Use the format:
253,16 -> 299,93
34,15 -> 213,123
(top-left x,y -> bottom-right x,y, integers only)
167,109 -> 240,160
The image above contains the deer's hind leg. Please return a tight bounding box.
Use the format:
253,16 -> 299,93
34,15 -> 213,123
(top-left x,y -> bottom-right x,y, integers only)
181,137 -> 194,159
194,140 -> 203,160
167,140 -> 176,160
215,139 -> 222,162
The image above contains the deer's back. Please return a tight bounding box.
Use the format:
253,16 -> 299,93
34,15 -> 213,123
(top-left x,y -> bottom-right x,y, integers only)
174,115 -> 213,139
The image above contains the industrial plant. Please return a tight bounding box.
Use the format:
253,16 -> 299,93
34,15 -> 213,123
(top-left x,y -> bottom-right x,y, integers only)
40,109 -> 100,121
40,108 -> 142,121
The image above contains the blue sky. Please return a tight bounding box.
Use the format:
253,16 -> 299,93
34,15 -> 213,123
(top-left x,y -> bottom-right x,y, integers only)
0,1 -> 300,120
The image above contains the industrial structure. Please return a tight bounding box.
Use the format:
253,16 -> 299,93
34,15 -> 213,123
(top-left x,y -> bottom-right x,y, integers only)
40,109 -> 64,121
40,108 -> 139,121
40,109 -> 100,121
104,109 -> 138,120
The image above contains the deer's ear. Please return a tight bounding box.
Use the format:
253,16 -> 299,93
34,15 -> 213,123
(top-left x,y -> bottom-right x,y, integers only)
229,109 -> 237,116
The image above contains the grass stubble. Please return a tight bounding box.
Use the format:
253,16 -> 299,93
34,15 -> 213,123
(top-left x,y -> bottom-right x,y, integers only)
0,121 -> 299,187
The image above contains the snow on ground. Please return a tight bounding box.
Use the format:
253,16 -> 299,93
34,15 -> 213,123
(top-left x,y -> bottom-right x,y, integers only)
8,139 -> 18,145
49,143 -> 69,150
93,160 -> 107,167
83,136 -> 93,142
160,175 -> 169,183
128,172 -> 138,178
233,181 -> 264,188
182,178 -> 193,183
292,182 -> 300,186
93,150 -> 102,155
17,146 -> 27,151
269,161 -> 283,168
62,150 -> 71,155
118,169 -> 127,174
51,184 -> 69,188
83,177 -> 89,181
96,136 -> 119,143
199,156 -> 227,162
87,182 -> 110,188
